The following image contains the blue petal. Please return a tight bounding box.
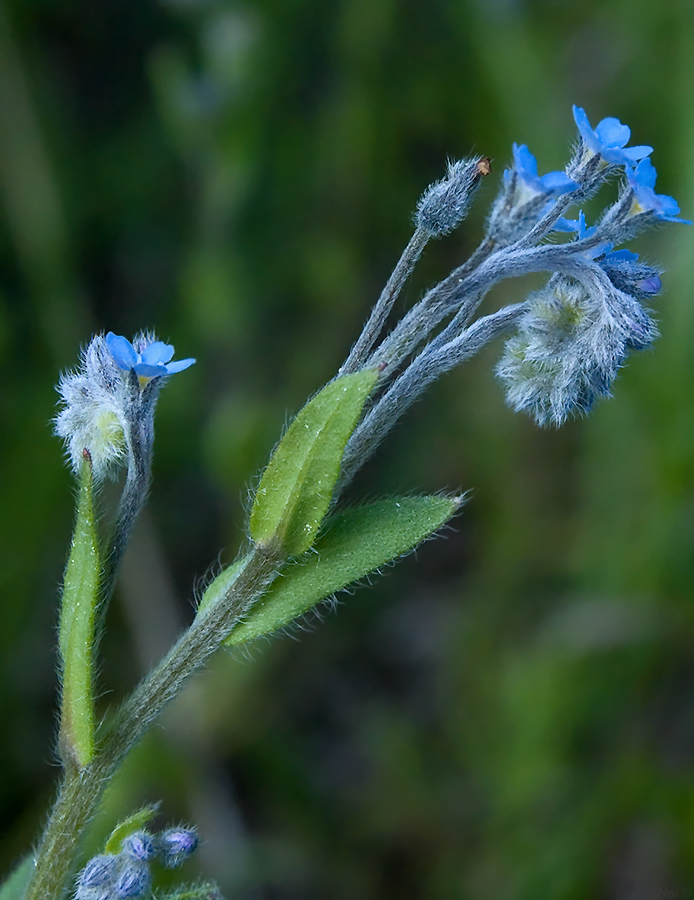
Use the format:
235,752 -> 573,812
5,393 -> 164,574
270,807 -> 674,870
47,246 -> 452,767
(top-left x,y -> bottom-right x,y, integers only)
607,249 -> 639,262
638,275 -> 662,294
620,145 -> 653,161
141,341 -> 175,366
106,332 -> 138,370
553,217 -> 579,232
572,106 -> 594,142
134,362 -> 167,377
539,171 -> 578,193
595,116 -> 630,148
656,195 -> 685,219
575,210 -> 596,240
165,357 -> 196,374
632,158 -> 658,189
513,143 -> 538,177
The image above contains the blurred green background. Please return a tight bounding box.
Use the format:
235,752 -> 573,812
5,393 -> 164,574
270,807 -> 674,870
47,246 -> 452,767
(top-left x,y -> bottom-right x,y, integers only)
2,0 -> 694,897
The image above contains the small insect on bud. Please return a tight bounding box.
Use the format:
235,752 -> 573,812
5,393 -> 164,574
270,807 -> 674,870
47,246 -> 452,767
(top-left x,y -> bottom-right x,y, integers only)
476,157 -> 492,176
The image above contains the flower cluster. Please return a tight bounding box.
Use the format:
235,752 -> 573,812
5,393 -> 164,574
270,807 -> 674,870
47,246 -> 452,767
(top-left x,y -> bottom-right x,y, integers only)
55,107 -> 687,481
55,332 -> 194,481
74,828 -> 199,900
496,273 -> 659,426
337,105 -> 687,478
493,107 -> 687,425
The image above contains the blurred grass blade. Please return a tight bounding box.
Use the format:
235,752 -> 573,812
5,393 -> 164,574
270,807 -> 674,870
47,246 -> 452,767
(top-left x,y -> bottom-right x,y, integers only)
0,858 -> 34,900
59,452 -> 100,769
229,495 -> 461,645
249,370 -> 377,556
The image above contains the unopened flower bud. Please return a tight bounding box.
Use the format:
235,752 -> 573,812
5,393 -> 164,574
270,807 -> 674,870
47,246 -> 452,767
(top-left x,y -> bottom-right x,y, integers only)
496,274 -> 655,426
77,855 -> 118,889
122,832 -> 155,862
157,827 -> 199,868
113,860 -> 151,899
415,157 -> 486,237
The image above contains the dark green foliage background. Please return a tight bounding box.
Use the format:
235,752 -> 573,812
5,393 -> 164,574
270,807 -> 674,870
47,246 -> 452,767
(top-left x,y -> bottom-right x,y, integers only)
1,0 -> 694,897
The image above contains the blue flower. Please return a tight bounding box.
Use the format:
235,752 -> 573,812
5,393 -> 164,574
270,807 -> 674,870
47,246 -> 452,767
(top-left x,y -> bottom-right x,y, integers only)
505,143 -> 578,197
627,158 -> 691,224
106,332 -> 195,377
572,106 -> 652,166
554,210 -> 612,259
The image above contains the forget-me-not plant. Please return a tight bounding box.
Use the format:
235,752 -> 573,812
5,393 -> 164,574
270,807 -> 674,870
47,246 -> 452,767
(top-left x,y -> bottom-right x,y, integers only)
4,105 -> 687,900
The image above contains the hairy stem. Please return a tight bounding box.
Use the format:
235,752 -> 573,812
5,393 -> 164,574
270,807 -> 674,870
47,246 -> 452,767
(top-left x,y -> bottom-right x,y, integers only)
367,236 -> 496,374
100,376 -> 156,607
339,227 -> 430,375
338,302 -> 527,492
25,545 -> 281,900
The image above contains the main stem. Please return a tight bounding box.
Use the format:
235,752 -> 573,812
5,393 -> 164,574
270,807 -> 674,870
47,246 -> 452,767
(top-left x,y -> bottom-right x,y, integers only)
25,546 -> 280,900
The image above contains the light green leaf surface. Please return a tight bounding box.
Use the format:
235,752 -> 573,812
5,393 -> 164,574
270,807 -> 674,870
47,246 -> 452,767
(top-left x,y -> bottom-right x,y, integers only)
228,496 -> 460,646
0,858 -> 34,900
59,454 -> 100,769
249,370 -> 377,556
196,556 -> 249,619
103,805 -> 160,855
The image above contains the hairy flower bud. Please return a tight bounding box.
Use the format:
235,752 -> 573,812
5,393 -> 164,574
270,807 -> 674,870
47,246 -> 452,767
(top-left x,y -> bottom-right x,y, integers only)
113,860 -> 151,899
599,249 -> 663,303
77,856 -> 118,890
121,832 -> 155,862
157,828 -> 199,869
415,157 -> 486,236
495,274 -> 656,426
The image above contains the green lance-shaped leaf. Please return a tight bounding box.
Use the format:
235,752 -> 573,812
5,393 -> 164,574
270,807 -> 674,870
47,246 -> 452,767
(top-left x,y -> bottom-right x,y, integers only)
214,496 -> 461,646
103,805 -> 160,854
59,451 -> 100,769
0,858 -> 35,900
249,370 -> 378,556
